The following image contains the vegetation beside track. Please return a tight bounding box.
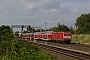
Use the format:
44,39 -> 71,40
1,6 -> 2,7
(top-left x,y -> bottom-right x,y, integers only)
0,40 -> 54,60
0,25 -> 54,60
72,34 -> 90,45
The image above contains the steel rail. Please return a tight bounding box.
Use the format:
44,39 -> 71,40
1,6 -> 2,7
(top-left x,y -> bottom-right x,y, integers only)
29,41 -> 90,60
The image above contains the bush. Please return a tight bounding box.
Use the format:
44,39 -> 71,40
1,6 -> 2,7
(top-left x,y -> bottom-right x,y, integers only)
0,40 -> 54,60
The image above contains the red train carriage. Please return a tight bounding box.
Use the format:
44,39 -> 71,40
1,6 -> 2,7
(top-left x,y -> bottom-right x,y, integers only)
34,32 -> 52,40
21,31 -> 72,43
21,33 -> 34,40
33,31 -> 71,43
52,32 -> 72,43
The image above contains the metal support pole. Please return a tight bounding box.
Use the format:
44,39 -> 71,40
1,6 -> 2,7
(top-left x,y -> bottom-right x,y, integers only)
29,31 -> 31,41
45,22 -> 47,31
74,22 -> 76,35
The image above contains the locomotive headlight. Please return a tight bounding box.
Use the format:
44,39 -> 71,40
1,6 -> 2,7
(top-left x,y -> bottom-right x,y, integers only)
64,36 -> 67,38
64,36 -> 71,38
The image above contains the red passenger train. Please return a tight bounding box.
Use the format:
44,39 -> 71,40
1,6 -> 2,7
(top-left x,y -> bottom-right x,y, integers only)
21,31 -> 72,43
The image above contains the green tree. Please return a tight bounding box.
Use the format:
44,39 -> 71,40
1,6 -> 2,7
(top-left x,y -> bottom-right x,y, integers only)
0,25 -> 54,60
49,26 -> 57,31
69,26 -> 74,33
0,25 -> 14,41
76,13 -> 90,34
49,22 -> 70,32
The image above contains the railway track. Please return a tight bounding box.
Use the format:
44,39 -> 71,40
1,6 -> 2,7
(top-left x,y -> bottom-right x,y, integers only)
71,43 -> 90,48
29,41 -> 90,60
34,40 -> 90,53
20,39 -> 90,60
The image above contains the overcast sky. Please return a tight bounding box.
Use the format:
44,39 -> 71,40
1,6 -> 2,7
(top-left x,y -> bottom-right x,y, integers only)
0,0 -> 90,29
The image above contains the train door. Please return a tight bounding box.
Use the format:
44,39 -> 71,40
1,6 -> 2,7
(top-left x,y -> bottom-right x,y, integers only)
48,35 -> 52,40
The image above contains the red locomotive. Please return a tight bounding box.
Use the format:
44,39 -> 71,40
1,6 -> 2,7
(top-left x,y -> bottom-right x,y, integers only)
21,31 -> 72,43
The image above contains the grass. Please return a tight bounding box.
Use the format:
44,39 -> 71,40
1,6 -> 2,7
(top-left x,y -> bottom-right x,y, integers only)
72,34 -> 90,45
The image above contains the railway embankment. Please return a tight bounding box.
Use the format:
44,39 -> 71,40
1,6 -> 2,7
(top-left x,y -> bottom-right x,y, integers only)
72,34 -> 90,45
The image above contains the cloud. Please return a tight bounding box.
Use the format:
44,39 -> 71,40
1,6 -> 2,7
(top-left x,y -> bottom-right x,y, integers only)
0,0 -> 90,29
72,9 -> 78,13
